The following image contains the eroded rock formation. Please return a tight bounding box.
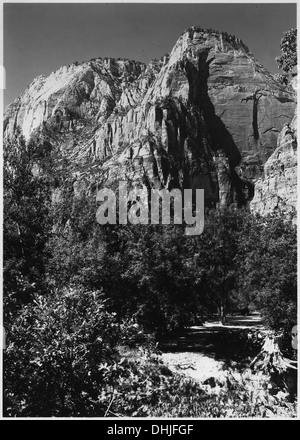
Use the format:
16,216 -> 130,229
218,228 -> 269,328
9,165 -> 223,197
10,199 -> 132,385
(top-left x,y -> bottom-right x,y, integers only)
4,27 -> 296,210
250,112 -> 297,219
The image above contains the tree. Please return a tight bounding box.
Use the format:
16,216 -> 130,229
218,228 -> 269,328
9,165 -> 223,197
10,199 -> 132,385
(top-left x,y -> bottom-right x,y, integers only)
3,131 -> 52,320
190,207 -> 245,324
47,188 -> 201,337
236,214 -> 297,336
123,223 -> 198,335
275,28 -> 297,85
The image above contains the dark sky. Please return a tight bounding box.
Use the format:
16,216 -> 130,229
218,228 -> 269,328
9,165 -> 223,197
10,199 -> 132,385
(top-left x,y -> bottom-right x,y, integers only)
4,2 -> 297,107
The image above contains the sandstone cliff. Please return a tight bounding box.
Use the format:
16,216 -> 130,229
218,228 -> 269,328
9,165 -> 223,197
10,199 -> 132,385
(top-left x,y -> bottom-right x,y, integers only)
250,111 -> 297,219
4,27 -> 296,209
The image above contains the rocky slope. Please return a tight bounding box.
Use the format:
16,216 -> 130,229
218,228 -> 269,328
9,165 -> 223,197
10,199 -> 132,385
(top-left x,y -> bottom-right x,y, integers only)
250,111 -> 297,219
4,26 -> 296,209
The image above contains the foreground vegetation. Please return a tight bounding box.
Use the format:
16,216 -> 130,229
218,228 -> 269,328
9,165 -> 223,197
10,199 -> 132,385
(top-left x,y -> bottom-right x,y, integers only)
3,133 -> 297,417
4,289 -> 297,417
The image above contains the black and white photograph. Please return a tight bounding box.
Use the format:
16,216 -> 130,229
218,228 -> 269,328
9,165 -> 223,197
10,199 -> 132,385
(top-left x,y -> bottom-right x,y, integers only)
1,1 -> 298,420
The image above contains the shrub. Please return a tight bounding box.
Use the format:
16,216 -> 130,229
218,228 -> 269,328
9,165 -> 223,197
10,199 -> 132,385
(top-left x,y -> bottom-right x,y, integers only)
4,288 -> 125,416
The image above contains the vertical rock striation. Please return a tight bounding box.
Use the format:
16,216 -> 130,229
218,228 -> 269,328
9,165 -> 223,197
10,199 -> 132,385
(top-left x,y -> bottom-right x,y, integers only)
250,112 -> 297,219
4,27 -> 296,210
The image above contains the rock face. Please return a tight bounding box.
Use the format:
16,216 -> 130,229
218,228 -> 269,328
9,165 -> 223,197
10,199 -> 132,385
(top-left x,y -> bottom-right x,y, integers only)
4,58 -> 147,140
250,112 -> 297,219
4,27 -> 296,209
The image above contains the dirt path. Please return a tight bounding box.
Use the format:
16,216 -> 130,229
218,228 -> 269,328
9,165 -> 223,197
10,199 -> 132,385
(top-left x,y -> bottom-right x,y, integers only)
160,313 -> 266,383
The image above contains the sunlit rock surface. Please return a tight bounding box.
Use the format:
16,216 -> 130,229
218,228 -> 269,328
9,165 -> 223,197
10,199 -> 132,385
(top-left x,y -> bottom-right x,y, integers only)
4,27 -> 296,210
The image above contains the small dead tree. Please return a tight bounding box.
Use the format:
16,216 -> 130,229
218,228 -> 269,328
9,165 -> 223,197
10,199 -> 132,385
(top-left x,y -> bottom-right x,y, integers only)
250,332 -> 297,399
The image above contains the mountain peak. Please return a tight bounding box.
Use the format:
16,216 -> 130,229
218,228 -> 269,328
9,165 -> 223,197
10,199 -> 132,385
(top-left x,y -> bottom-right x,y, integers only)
4,26 -> 296,212
181,26 -> 250,52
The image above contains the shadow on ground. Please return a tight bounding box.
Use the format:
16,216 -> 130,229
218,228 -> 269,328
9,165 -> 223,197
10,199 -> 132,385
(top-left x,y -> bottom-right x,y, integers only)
159,313 -> 265,369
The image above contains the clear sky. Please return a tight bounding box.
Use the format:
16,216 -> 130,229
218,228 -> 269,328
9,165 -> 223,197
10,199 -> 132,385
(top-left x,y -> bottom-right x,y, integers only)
3,2 -> 297,107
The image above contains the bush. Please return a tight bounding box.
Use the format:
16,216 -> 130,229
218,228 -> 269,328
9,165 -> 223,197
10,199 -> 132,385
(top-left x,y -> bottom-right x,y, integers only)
104,360 -> 297,418
4,288 -> 126,416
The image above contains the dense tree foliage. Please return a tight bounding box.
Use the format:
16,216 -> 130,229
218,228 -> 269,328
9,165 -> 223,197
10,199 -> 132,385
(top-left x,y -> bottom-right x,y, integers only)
3,132 -> 52,320
45,190 -> 297,337
3,133 -> 297,416
236,214 -> 297,334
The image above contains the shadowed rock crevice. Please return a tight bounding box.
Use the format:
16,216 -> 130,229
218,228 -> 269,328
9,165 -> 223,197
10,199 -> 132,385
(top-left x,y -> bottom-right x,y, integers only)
183,54 -> 253,206
3,28 -> 296,212
184,55 -> 242,164
252,93 -> 260,141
